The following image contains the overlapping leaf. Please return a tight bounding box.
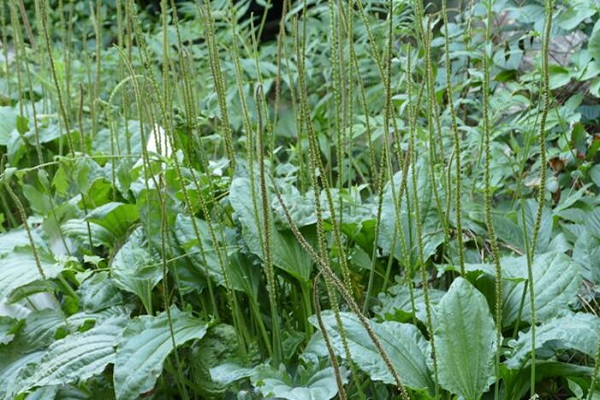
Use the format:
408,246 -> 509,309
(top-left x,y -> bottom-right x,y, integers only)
114,307 -> 208,400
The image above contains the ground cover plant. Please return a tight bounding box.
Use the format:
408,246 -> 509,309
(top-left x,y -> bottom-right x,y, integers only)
1,0 -> 600,398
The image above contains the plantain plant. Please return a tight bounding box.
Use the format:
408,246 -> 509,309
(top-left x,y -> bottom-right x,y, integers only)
0,0 -> 599,399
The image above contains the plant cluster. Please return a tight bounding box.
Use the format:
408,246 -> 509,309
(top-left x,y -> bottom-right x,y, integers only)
1,0 -> 600,399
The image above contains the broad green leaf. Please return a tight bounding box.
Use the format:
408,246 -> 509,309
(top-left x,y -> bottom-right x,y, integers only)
175,214 -> 228,286
86,202 -> 139,239
518,200 -> 552,254
501,361 -> 597,400
307,311 -> 434,392
492,213 -> 524,253
92,120 -> 145,157
229,177 -> 313,284
78,271 -> 124,313
227,251 -> 262,296
0,349 -> 45,400
253,364 -> 347,400
378,160 -> 445,267
0,247 -> 63,303
189,324 -> 243,398
10,308 -> 66,351
0,316 -> 18,345
374,284 -> 445,325
558,0 -> 598,30
114,307 -> 209,400
590,19 -> 600,61
61,219 -> 115,248
210,362 -> 254,386
502,252 -> 581,327
505,313 -> 600,369
434,278 -> 497,400
0,106 -> 18,146
21,385 -> 58,400
111,228 -> 162,313
572,230 -> 600,284
584,207 -> 600,238
0,229 -> 45,255
20,316 -> 127,392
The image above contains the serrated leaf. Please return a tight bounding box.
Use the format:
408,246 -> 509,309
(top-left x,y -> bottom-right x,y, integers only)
505,313 -> 600,369
21,316 -> 127,392
434,278 -> 497,400
308,311 -> 433,392
114,307 -> 208,400
502,252 -> 581,327
0,247 -> 63,303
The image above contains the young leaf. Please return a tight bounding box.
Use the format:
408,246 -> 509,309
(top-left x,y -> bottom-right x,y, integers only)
252,364 -> 347,400
114,307 -> 208,400
434,277 -> 497,400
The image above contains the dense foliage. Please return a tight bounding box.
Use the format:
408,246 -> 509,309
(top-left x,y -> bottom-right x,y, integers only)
1,0 -> 600,399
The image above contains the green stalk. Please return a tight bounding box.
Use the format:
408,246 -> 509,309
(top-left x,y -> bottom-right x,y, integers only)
442,0 -> 465,274
526,0 -> 554,395
37,0 -> 75,155
480,0 -> 504,398
201,2 -> 235,171
271,178 -> 410,400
